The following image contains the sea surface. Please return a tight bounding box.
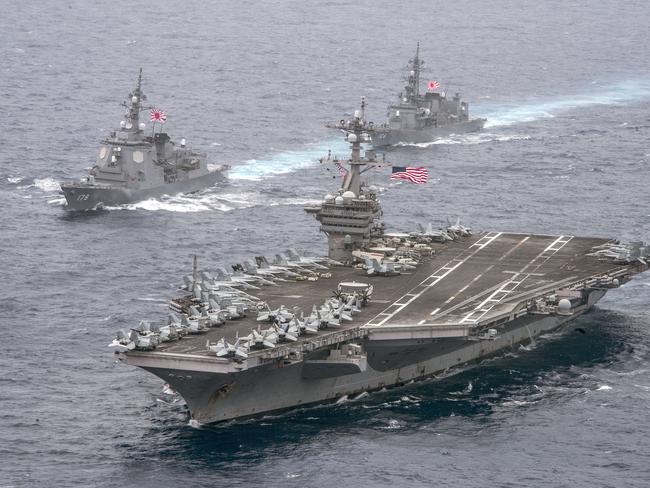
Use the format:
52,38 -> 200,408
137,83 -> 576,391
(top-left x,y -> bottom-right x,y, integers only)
1,1 -> 649,486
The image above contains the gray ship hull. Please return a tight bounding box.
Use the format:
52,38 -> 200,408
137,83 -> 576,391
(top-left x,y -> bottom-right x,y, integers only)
61,169 -> 226,211
373,118 -> 486,147
134,289 -> 605,424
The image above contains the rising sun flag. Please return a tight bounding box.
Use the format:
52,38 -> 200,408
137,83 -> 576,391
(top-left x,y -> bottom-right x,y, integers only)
150,108 -> 167,123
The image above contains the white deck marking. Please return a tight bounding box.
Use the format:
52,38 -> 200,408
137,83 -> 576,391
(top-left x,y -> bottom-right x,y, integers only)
365,232 -> 504,327
430,307 -> 441,316
460,235 -> 574,324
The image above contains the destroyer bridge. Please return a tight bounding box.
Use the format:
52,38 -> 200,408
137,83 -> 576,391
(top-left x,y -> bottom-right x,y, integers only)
126,232 -> 635,369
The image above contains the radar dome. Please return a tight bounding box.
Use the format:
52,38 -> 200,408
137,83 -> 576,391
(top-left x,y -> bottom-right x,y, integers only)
342,191 -> 356,200
612,278 -> 620,287
120,120 -> 126,128
139,122 -> 146,131
354,110 -> 361,119
324,194 -> 335,203
132,96 -> 138,103
347,133 -> 358,143
558,299 -> 571,313
334,196 -> 344,205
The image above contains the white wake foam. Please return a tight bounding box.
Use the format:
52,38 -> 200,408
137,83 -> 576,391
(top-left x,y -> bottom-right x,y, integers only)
478,79 -> 650,128
20,177 -> 62,192
229,138 -> 347,181
396,133 -> 531,148
109,190 -> 321,213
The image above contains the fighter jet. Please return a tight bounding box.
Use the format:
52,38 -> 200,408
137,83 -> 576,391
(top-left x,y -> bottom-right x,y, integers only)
282,249 -> 330,270
271,322 -> 300,342
365,257 -> 400,277
292,315 -> 319,335
241,260 -> 290,282
254,257 -> 303,279
127,328 -> 159,351
207,337 -> 249,361
256,304 -> 294,323
166,313 -> 189,336
447,217 -> 472,238
243,328 -> 277,349
412,223 -> 454,242
151,322 -> 179,342
108,329 -> 136,351
181,313 -> 207,334
205,299 -> 228,326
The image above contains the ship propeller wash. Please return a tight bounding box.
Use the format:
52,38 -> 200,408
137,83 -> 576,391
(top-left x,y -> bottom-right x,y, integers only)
372,43 -> 486,147
60,69 -> 229,210
114,99 -> 648,424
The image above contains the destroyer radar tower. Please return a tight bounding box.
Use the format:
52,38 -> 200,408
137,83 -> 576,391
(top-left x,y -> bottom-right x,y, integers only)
305,98 -> 390,264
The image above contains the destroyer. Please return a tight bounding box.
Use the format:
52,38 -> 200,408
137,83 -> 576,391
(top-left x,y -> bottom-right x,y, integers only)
372,43 -> 486,147
114,100 -> 648,424
60,69 -> 228,210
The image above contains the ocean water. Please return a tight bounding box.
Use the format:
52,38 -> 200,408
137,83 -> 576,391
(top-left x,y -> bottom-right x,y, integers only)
1,0 -> 649,486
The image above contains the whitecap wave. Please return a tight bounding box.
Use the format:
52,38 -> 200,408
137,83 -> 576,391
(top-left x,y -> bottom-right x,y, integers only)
7,176 -> 24,184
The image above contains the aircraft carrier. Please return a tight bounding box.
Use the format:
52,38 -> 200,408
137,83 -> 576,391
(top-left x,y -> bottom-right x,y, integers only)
114,101 -> 649,424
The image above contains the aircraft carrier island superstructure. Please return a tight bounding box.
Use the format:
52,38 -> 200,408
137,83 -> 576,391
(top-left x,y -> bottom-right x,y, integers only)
114,102 -> 649,424
60,69 -> 229,210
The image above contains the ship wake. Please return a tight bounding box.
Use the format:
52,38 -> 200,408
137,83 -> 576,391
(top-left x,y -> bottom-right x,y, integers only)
108,190 -> 321,213
478,78 -> 650,128
228,138 -> 348,181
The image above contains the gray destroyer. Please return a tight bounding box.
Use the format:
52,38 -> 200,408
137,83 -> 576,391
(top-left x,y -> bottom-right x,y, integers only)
373,44 -> 486,147
114,101 -> 649,424
60,70 -> 228,210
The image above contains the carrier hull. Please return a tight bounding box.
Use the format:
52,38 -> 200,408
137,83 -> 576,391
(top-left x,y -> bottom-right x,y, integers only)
130,289 -> 605,424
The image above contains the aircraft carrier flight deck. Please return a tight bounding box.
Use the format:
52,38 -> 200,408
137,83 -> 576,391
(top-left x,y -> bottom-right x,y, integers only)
145,232 -> 627,360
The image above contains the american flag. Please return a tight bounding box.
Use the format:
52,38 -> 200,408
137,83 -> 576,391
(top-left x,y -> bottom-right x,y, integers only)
335,162 -> 348,177
150,108 -> 167,123
390,166 -> 429,184
427,80 -> 440,91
